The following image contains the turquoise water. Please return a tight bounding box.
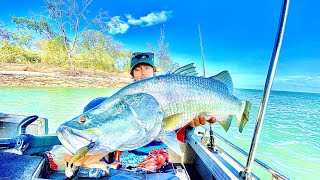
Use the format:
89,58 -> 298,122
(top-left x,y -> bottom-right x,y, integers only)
0,87 -> 119,134
0,87 -> 319,179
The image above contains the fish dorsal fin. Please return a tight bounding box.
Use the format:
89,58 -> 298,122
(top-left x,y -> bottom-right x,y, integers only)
209,70 -> 233,94
170,63 -> 198,76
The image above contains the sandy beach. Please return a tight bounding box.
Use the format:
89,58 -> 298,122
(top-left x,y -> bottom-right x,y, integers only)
0,63 -> 132,88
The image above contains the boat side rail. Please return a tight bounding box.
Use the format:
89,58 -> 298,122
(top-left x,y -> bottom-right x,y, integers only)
210,132 -> 289,180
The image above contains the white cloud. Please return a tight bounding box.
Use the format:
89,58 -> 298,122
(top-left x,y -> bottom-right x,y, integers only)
105,11 -> 172,34
107,16 -> 130,35
126,10 -> 173,27
125,14 -> 141,26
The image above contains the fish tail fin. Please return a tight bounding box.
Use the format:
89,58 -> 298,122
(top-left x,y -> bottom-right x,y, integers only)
218,115 -> 233,132
238,100 -> 252,133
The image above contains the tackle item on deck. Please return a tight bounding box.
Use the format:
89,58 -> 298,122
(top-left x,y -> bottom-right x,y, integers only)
137,148 -> 169,172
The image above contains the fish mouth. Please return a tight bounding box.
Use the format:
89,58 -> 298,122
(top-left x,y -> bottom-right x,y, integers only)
57,126 -> 95,154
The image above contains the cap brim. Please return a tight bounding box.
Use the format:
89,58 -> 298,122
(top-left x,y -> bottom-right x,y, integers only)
130,59 -> 155,72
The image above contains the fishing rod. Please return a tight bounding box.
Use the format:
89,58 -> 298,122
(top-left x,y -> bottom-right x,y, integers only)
198,24 -> 216,151
198,24 -> 206,77
240,0 -> 290,179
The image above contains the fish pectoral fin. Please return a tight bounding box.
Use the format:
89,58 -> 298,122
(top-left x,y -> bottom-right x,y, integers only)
162,131 -> 183,156
162,113 -> 184,131
121,93 -> 164,126
218,115 -> 234,132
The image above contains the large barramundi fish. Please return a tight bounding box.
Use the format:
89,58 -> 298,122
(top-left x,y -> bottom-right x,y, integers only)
57,63 -> 251,158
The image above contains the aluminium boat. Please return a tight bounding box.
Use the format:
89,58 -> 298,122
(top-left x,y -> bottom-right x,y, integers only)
0,0 -> 290,179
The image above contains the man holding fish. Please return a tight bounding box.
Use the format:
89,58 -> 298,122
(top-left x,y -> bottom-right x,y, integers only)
84,52 -> 217,141
58,51 -> 251,177
77,52 -> 216,163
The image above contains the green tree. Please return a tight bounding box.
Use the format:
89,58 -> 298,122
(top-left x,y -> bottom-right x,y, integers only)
44,0 -> 111,70
10,29 -> 33,48
11,0 -> 116,71
36,37 -> 67,66
77,30 -> 129,71
0,22 -> 40,63
0,40 -> 40,63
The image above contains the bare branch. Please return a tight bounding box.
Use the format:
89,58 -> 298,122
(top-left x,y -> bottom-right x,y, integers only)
0,22 -> 11,40
147,25 -> 173,73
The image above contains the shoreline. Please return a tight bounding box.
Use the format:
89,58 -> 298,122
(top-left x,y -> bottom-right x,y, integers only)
0,63 -> 132,88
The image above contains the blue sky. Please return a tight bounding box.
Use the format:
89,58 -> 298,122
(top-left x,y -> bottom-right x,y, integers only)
1,0 -> 319,93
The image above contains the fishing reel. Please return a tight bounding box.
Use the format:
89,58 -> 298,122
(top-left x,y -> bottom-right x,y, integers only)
197,125 -> 217,152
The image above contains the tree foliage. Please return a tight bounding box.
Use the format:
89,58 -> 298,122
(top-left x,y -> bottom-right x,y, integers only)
76,30 -> 131,71
12,16 -> 57,40
0,22 -> 41,64
36,37 -> 68,66
0,40 -> 40,63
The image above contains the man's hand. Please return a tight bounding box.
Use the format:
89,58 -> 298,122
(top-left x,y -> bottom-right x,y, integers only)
187,114 -> 216,128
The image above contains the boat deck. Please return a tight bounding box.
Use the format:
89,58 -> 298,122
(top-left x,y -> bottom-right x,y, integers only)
0,152 -> 45,179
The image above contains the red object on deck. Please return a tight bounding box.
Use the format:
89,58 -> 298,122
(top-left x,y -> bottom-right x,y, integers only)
47,152 -> 58,171
137,148 -> 169,172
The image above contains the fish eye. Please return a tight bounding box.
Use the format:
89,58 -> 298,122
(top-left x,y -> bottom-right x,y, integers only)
78,116 -> 88,123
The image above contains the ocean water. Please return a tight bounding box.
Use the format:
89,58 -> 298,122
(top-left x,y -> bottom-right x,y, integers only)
0,87 -> 319,179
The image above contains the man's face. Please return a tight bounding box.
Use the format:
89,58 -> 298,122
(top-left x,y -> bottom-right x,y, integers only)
132,63 -> 154,81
